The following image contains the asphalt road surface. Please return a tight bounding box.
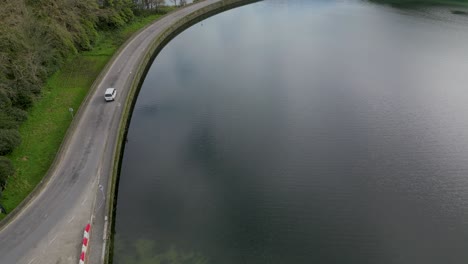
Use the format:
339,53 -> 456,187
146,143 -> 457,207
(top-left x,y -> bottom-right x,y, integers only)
0,1 -> 223,263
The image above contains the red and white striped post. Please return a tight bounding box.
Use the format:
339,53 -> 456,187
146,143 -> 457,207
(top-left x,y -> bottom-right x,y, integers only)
79,223 -> 91,264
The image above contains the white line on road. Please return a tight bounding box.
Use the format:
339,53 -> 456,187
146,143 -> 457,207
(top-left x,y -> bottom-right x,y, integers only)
81,197 -> 88,205
48,235 -> 57,245
68,215 -> 75,223
27,258 -> 36,264
101,241 -> 107,262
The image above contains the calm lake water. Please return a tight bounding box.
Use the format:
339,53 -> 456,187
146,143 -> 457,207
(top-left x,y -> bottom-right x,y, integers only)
112,1 -> 468,263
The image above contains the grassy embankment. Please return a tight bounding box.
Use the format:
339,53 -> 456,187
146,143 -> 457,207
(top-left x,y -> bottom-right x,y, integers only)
0,9 -> 174,220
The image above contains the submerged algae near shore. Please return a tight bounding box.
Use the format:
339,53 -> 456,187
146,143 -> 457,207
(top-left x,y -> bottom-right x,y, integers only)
114,237 -> 209,264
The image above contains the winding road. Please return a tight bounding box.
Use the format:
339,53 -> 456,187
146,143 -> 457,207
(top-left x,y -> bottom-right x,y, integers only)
0,1 -> 234,263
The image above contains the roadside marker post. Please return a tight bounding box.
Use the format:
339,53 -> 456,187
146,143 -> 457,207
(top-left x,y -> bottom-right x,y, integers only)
79,223 -> 91,264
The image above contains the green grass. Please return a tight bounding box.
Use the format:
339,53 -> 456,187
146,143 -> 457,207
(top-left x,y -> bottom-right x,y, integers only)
0,10 -> 174,220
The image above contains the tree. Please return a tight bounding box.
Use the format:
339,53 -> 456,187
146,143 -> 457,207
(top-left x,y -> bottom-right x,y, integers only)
0,90 -> 11,110
0,0 -> 139,162
150,0 -> 165,12
0,112 -> 19,129
0,156 -> 14,191
0,129 -> 21,155
99,0 -> 135,28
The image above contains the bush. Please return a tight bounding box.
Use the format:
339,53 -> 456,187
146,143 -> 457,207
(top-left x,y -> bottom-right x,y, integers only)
12,90 -> 34,109
0,129 -> 21,155
0,112 -> 19,129
0,156 -> 14,191
0,91 -> 12,110
0,107 -> 27,129
98,0 -> 135,29
5,107 -> 28,123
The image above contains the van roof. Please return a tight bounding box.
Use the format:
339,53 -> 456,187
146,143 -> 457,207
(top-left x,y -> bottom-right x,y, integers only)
105,88 -> 115,95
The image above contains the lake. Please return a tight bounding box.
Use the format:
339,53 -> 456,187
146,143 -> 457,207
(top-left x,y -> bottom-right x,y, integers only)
112,1 -> 468,263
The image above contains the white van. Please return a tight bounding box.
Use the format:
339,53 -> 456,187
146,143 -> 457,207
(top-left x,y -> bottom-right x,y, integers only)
104,88 -> 116,102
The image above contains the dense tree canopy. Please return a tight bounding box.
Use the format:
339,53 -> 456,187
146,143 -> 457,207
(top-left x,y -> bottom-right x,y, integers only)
0,0 -> 138,191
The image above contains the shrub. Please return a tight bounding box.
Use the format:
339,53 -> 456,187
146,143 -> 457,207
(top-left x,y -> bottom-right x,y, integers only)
0,129 -> 21,155
0,156 -> 14,191
0,112 -> 19,129
0,91 -> 12,110
12,90 -> 34,110
5,107 -> 28,123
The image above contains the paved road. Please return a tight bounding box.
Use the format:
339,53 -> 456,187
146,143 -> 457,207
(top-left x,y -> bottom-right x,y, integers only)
0,1 -> 223,263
